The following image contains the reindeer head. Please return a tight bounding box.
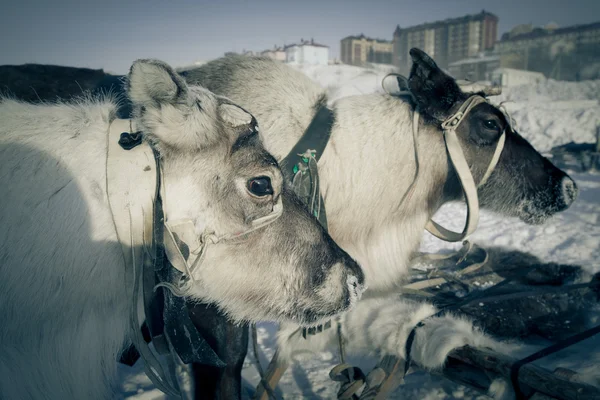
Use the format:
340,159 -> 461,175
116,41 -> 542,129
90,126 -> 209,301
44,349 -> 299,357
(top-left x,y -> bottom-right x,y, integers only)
126,59 -> 365,325
407,48 -> 578,224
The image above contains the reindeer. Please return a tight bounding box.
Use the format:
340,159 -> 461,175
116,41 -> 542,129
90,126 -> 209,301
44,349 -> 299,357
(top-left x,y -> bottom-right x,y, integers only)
183,48 -> 579,397
0,58 -> 365,400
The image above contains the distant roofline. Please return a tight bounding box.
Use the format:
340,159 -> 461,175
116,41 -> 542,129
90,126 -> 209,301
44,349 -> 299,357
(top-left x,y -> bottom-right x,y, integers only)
394,10 -> 498,35
284,41 -> 329,49
261,48 -> 285,53
500,20 -> 600,42
341,34 -> 392,43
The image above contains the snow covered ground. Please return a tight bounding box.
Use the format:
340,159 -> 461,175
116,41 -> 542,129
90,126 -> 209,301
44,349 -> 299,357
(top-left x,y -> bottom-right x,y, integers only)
119,63 -> 600,399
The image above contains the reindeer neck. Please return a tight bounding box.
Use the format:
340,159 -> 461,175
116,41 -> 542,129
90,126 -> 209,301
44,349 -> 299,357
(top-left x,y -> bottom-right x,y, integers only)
315,94 -> 453,290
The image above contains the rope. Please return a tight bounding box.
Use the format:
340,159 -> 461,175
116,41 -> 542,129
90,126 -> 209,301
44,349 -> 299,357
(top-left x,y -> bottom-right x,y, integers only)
128,208 -> 182,398
337,322 -> 347,364
511,324 -> 600,400
328,323 -> 367,399
402,273 -> 599,385
250,325 -> 278,400
105,119 -> 182,398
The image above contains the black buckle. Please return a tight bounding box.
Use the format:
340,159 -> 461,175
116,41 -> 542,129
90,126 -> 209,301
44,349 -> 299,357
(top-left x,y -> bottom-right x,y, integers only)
302,320 -> 332,339
119,131 -> 143,150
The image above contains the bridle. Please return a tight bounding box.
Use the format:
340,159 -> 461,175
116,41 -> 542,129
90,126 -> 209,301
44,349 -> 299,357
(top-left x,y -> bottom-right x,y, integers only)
160,181 -> 284,293
105,117 -> 284,399
384,75 -> 507,242
427,94 -> 507,241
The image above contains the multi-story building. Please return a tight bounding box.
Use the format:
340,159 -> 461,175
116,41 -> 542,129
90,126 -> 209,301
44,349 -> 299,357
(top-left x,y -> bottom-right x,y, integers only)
340,34 -> 393,65
392,10 -> 499,74
496,21 -> 600,81
285,39 -> 329,65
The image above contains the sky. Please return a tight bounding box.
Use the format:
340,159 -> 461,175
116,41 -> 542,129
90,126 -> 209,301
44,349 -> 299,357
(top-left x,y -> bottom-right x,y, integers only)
0,0 -> 599,74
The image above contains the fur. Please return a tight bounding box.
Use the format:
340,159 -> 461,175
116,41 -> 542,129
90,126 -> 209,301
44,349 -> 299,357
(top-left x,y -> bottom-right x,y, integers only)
0,59 -> 365,399
183,48 -> 578,398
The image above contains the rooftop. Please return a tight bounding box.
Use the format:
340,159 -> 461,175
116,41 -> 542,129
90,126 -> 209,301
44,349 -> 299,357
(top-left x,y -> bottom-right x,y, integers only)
284,39 -> 329,49
341,33 -> 392,43
261,46 -> 285,53
394,10 -> 498,35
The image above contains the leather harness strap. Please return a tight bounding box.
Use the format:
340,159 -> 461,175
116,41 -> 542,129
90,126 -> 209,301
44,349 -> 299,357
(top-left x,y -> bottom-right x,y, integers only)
425,95 -> 506,242
105,118 -> 182,398
281,102 -> 334,229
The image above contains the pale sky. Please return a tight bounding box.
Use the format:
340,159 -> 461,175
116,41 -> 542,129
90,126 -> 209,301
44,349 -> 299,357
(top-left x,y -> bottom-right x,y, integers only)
0,0 -> 598,74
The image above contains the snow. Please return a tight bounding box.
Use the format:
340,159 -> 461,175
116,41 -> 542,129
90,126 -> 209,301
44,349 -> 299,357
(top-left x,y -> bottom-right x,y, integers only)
288,63 -> 398,103
495,80 -> 600,154
120,64 -> 600,399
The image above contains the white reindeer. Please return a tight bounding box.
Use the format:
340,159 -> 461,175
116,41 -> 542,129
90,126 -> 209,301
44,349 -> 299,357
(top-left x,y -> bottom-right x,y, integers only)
0,59 -> 365,400
184,48 -> 579,397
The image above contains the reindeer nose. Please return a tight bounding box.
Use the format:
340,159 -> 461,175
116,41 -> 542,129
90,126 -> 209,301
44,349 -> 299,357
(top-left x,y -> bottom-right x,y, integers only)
560,176 -> 578,209
347,274 -> 366,302
344,256 -> 365,288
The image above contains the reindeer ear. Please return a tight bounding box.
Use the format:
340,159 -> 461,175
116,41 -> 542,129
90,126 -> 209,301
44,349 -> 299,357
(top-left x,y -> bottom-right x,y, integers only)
127,59 -> 188,107
127,60 -> 227,150
408,48 -> 465,121
218,102 -> 253,128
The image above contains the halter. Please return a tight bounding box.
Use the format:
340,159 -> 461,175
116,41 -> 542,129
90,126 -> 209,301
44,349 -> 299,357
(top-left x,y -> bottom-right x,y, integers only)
383,75 -> 507,242
427,94 -> 506,241
105,118 -> 284,399
161,185 -> 284,291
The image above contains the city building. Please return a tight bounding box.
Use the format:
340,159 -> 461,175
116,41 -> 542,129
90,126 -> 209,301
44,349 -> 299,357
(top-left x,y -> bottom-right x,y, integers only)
340,34 -> 393,65
496,21 -> 600,80
392,10 -> 499,74
285,39 -> 329,65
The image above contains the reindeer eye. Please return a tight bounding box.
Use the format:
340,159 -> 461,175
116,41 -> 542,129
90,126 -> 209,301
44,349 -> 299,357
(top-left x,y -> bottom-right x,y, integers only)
247,176 -> 273,197
483,119 -> 499,130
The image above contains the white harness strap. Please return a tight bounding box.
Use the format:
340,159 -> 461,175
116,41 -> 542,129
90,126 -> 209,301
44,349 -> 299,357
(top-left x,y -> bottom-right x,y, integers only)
424,95 -> 506,242
479,127 -> 506,187
393,92 -> 506,243
105,118 -> 183,399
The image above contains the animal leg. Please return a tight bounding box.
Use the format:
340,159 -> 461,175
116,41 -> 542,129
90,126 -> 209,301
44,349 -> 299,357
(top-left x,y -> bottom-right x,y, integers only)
340,297 -> 518,399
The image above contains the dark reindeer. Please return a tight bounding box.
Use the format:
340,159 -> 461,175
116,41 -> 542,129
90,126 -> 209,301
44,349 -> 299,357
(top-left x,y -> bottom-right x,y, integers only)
182,47 -> 578,399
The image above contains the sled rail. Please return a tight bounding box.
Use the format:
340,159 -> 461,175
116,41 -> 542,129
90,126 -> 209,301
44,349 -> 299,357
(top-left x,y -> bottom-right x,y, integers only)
441,346 -> 600,400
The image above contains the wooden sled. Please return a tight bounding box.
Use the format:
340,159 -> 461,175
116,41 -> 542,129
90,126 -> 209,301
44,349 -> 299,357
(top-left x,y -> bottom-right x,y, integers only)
250,242 -> 600,400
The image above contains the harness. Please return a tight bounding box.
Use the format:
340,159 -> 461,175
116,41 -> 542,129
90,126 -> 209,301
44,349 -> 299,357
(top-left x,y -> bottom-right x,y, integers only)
252,78 -> 509,400
400,84 -> 506,242
106,118 -> 283,399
